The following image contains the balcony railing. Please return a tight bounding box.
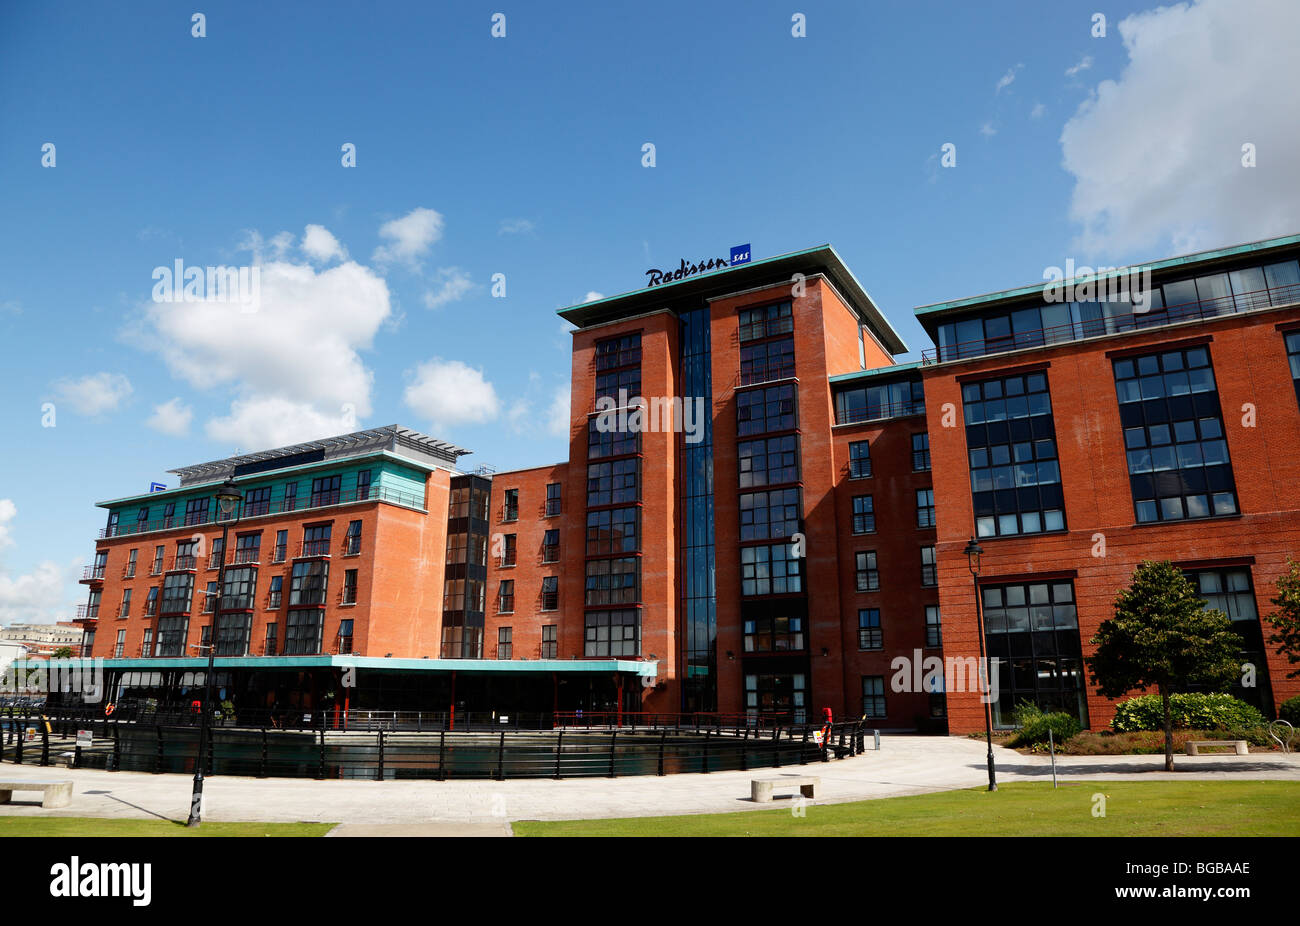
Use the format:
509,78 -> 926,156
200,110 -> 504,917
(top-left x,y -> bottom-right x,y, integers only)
81,565 -> 106,581
920,281 -> 1300,364
299,539 -> 331,558
97,484 -> 426,539
231,548 -> 261,565
75,604 -> 99,620
738,358 -> 797,387
835,399 -> 926,426
170,554 -> 197,571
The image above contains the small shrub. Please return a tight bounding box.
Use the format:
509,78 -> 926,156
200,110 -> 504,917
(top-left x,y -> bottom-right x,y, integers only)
1111,692 -> 1265,733
1008,700 -> 1081,747
1278,696 -> 1300,728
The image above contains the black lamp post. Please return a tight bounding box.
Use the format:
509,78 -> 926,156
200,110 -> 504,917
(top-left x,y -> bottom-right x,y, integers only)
187,476 -> 242,827
964,536 -> 997,792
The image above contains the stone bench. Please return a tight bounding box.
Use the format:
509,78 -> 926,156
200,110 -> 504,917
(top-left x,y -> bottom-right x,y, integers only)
0,779 -> 73,808
1184,740 -> 1249,756
751,775 -> 819,803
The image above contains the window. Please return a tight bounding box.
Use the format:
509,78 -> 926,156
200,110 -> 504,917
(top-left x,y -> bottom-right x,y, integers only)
584,558 -> 638,606
738,435 -> 800,489
342,569 -> 358,605
738,300 -> 793,342
1186,567 -> 1272,711
546,482 -> 562,516
154,616 -> 186,657
501,533 -> 517,566
221,566 -> 257,610
267,575 -> 283,610
446,533 -> 468,565
497,627 -> 513,660
541,624 -> 557,659
498,580 -> 514,613
125,549 -> 138,578
858,609 -> 882,650
1113,346 -> 1237,523
739,544 -> 802,596
208,536 -> 224,570
202,581 -> 218,613
273,530 -> 287,563
916,488 -> 935,528
289,560 -> 329,606
541,576 -> 559,611
746,673 -> 806,722
740,336 -> 795,385
586,507 -> 638,555
337,619 -> 354,654
736,383 -> 796,436
835,379 -> 925,424
283,482 -> 298,511
587,459 -> 639,506
444,577 -> 485,613
739,487 -> 800,541
162,502 -> 175,528
160,572 -> 194,615
243,486 -> 271,517
743,614 -> 805,653
234,533 -> 261,564
542,529 -> 560,563
595,368 -> 641,403
449,485 -> 490,521
344,520 -> 362,555
151,545 -> 165,575
184,497 -> 209,527
114,630 -> 125,658
503,488 -> 519,522
263,623 -> 277,656
922,605 -> 942,648
215,614 -> 251,656
855,551 -> 879,591
587,418 -> 640,458
964,371 -> 1065,538
862,676 -> 887,719
285,610 -> 323,655
912,433 -> 931,472
920,546 -> 937,587
136,507 -> 149,529
851,495 -> 874,534
141,628 -> 153,657
145,586 -> 159,617
848,440 -> 871,479
119,588 -> 132,618
356,470 -> 372,500
595,333 -> 641,371
302,524 -> 331,557
584,609 -> 639,657
86,589 -> 101,618
310,475 -> 341,507
1287,330 -> 1300,408
982,580 -> 1088,729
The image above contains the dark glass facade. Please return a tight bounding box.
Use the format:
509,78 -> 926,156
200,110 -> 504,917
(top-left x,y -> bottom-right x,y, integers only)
680,306 -> 717,711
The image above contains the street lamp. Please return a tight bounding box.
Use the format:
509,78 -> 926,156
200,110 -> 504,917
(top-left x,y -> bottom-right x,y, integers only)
964,536 -> 997,792
187,476 -> 242,827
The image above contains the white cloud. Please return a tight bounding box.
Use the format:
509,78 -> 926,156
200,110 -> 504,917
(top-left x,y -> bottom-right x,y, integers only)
0,499 -> 15,550
545,384 -> 571,437
373,207 -> 444,267
1065,55 -> 1094,78
423,267 -> 475,309
979,122 -> 997,138
133,249 -> 391,451
583,291 -> 604,302
403,358 -> 500,430
301,224 -> 347,263
51,372 -> 132,415
1061,0 -> 1300,257
1030,102 -> 1046,119
145,397 -> 193,437
0,561 -> 75,626
995,63 -> 1023,93
498,218 -> 535,235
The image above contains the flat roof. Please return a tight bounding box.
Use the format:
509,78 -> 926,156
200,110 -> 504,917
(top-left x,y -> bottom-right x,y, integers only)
557,244 -> 909,355
61,655 -> 660,676
828,360 -> 922,385
913,233 -> 1300,323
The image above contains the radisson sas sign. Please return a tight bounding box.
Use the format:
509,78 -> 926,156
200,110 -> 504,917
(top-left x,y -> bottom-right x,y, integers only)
644,243 -> 751,287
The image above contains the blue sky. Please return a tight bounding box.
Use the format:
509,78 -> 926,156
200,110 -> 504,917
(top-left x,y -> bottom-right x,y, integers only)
1,0 -> 1297,624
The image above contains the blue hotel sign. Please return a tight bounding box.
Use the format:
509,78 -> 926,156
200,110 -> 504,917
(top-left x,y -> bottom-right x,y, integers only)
644,243 -> 753,287
149,482 -> 167,493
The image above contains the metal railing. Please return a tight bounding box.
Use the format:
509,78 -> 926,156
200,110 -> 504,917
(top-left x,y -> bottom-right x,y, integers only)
299,539 -> 331,557
81,565 -> 106,581
75,604 -> 99,620
920,280 -> 1300,364
835,399 -> 926,426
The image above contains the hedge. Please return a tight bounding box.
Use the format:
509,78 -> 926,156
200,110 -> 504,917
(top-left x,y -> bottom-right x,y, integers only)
1111,692 -> 1265,732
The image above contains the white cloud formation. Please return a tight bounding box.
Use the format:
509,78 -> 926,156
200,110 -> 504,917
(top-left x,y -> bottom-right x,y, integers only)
545,384 -> 571,437
373,207 -> 444,267
995,63 -> 1023,93
423,267 -> 475,309
403,358 -> 501,431
301,224 -> 347,263
979,122 -> 997,138
144,397 -> 193,437
207,397 -> 359,449
1030,102 -> 1046,119
1061,0 -> 1300,257
0,499 -> 15,550
1065,55 -> 1094,78
0,561 -> 75,626
498,218 -> 535,235
583,291 -> 604,302
51,372 -> 132,415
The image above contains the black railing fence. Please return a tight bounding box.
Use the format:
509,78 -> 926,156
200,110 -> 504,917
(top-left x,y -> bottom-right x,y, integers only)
0,706 -> 875,781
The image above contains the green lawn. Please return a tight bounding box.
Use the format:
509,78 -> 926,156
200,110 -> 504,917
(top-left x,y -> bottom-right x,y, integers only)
513,781 -> 1300,837
0,817 -> 335,837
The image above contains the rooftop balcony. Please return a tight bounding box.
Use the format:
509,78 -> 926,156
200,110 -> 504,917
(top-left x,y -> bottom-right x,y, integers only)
79,565 -> 105,583
75,604 -> 99,621
834,398 -> 926,426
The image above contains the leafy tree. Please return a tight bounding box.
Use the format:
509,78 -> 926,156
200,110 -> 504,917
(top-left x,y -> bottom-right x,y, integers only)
1266,558 -> 1300,680
1087,560 -> 1242,770
51,646 -> 74,658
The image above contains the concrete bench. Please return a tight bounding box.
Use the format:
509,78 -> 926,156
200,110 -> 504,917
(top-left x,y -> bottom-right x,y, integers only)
751,775 -> 819,803
0,779 -> 73,808
1184,740 -> 1249,756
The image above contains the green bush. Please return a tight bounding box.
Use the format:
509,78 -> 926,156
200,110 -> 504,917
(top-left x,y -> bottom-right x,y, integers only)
1111,693 -> 1265,733
1008,700 -> 1081,747
1278,696 -> 1300,728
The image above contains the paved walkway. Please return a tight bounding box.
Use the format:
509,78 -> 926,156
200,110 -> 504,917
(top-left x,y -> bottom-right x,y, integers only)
1,736 -> 1296,832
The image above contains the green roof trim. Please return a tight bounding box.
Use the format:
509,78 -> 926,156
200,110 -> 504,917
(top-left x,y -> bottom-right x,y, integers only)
828,361 -> 922,385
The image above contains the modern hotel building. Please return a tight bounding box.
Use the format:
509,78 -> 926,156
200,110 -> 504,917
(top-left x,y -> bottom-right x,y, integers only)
73,235 -> 1300,732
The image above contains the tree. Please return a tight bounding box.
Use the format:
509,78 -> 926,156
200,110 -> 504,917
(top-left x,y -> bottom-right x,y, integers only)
51,646 -> 74,659
1087,560 -> 1242,771
1266,558 -> 1300,679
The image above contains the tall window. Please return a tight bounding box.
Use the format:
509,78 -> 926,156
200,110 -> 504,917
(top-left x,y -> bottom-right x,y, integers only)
1286,330 -> 1300,408
215,614 -> 251,656
156,617 -> 188,657
982,580 -> 1087,728
208,536 -> 224,570
746,673 -> 807,723
541,624 -> 557,659
503,488 -> 519,522
594,332 -> 641,371
738,300 -> 793,341
267,575 -> 283,610
920,546 -> 937,587
501,533 -> 517,566
114,629 -> 125,658
243,486 -> 271,517
583,610 -> 639,657
861,676 -> 886,719
743,614 -> 805,653
740,337 -> 795,385
916,488 -> 935,528
1113,346 -> 1237,523
203,581 -> 217,613
221,566 -> 257,610
851,495 -> 875,534
263,623 -> 277,656
285,610 -> 323,655
541,576 -> 559,611
234,533 -> 261,564
584,558 -> 638,606
855,551 -> 879,591
739,488 -> 801,541
595,367 -> 641,403
587,459 -> 638,506
848,440 -> 871,478
273,530 -> 288,563
162,502 -> 175,528
342,569 -> 358,605
857,609 -> 883,650
289,561 -> 329,606
587,418 -> 640,458
926,605 -> 942,648
546,482 -> 562,516
739,544 -> 802,596
356,470 -> 372,500
302,524 -> 331,557
337,619 -> 354,654
497,627 -> 513,660
283,482 -> 298,511
310,475 -> 341,507
151,545 -> 165,575
1186,567 -> 1271,711
912,433 -> 931,472
119,589 -> 132,618
542,529 -> 560,563
160,573 -> 194,615
738,435 -> 799,488
142,627 -> 153,657
586,508 -> 638,555
498,579 -> 514,613
736,383 -> 796,436
964,371 -> 1064,538
145,586 -> 159,617
344,520 -> 362,555
184,497 -> 209,527
125,549 -> 138,578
